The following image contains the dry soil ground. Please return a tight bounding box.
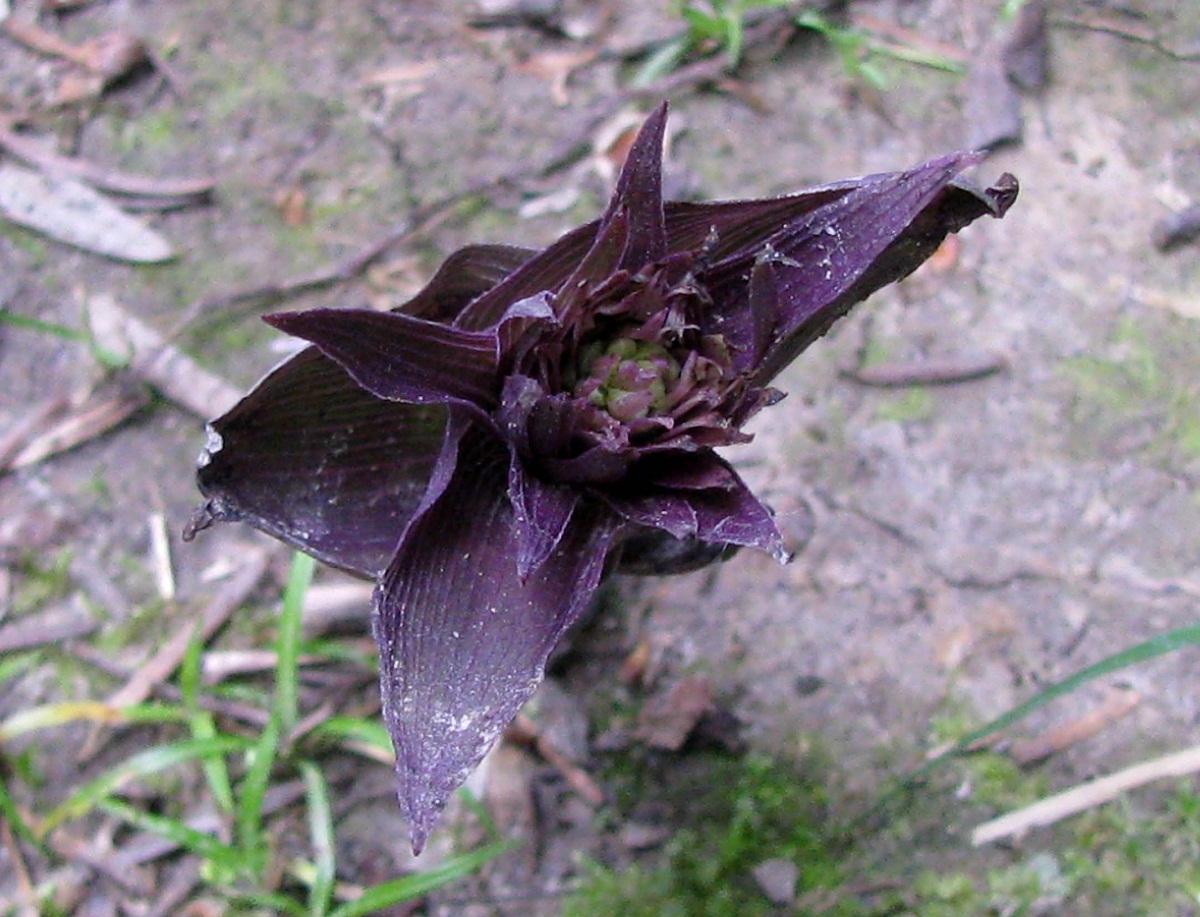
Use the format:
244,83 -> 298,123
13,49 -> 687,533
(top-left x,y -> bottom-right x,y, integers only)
2,1 -> 1200,915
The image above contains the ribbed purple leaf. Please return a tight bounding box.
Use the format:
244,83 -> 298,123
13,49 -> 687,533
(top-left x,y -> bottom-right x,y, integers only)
703,156 -> 1018,382
558,209 -> 631,309
453,191 -> 855,333
265,308 -> 499,408
663,189 -> 851,257
507,462 -> 580,580
373,426 -> 620,853
402,243 -> 535,322
603,100 -> 668,270
601,454 -> 784,560
187,346 -> 447,578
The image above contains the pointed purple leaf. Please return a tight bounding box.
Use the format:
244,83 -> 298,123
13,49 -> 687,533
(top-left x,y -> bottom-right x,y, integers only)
373,426 -> 620,853
454,105 -> 673,330
602,101 -> 668,270
265,308 -> 499,408
701,155 -> 1018,382
663,188 -> 851,258
762,154 -> 979,340
557,208 -> 631,307
401,243 -> 535,322
601,454 -> 785,560
189,346 -> 447,578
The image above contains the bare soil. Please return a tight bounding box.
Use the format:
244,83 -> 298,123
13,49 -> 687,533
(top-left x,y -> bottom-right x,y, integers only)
2,0 -> 1200,914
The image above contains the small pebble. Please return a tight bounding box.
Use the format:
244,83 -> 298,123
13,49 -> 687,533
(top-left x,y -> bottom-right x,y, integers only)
752,858 -> 799,905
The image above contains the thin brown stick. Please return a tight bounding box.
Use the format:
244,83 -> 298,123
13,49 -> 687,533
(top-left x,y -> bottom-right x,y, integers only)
45,824 -> 155,896
1053,14 -> 1200,61
1009,688 -> 1141,767
0,609 -> 97,653
973,743 -> 1200,845
0,818 -> 37,917
0,119 -> 215,203
842,353 -> 1007,387
67,642 -> 272,727
850,12 -> 970,64
1,18 -> 88,65
508,713 -> 605,807
77,550 -> 269,760
167,181 -> 491,340
6,386 -> 148,470
0,394 -> 69,471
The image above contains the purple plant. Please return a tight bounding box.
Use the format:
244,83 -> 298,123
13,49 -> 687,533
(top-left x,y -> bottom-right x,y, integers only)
185,102 -> 1017,852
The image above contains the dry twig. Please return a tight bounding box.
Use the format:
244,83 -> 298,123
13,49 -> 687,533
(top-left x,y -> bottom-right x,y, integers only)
0,118 -> 214,204
1009,688 -> 1141,767
973,742 -> 1200,845
842,353 -> 1007,387
5,385 -> 148,470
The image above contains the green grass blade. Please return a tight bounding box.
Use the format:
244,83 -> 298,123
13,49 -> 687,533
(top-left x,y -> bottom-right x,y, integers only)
0,771 -> 45,852
0,652 -> 39,685
231,890 -> 309,917
179,622 -> 206,711
0,701 -> 189,742
96,796 -> 242,870
299,761 -> 336,917
177,624 -> 235,813
236,715 -> 280,863
309,716 -> 393,760
875,623 -> 1200,813
0,311 -> 92,343
277,552 -> 316,736
0,308 -> 127,369
327,841 -> 515,917
190,711 -> 236,815
41,734 -> 250,834
632,35 -> 689,87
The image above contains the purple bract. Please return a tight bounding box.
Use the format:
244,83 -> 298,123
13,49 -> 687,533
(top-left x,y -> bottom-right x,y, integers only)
185,102 -> 1018,852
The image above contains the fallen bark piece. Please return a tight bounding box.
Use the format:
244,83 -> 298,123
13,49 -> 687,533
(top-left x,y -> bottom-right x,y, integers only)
973,742 -> 1200,845
0,162 -> 173,262
634,675 -> 715,751
87,293 -> 243,418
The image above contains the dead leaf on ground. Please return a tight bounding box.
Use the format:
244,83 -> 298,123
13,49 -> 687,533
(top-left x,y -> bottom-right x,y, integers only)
635,674 -> 715,751
514,49 -> 596,106
0,163 -> 174,262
